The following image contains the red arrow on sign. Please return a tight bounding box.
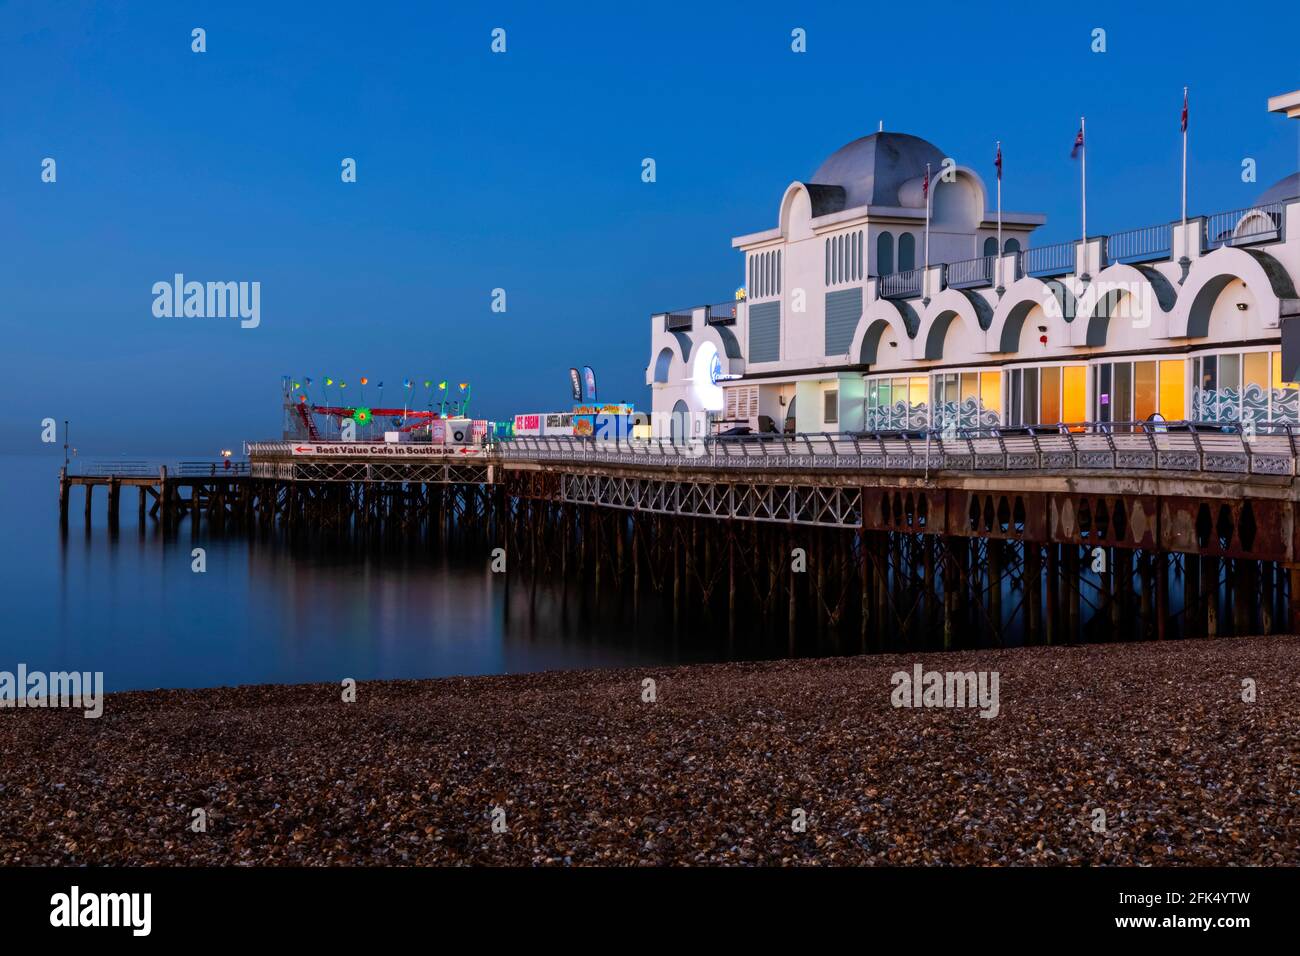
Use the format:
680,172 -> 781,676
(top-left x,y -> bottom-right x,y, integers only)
294,446 -> 312,452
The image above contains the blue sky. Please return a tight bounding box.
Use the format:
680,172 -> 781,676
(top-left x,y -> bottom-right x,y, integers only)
3,1 -> 1298,454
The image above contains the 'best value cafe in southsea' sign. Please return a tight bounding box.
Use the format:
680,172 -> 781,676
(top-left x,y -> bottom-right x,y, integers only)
289,444 -> 486,458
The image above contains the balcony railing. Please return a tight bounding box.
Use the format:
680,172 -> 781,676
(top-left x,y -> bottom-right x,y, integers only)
1020,241 -> 1076,278
945,255 -> 996,289
1203,203 -> 1286,250
879,268 -> 923,299
664,312 -> 693,332
1104,224 -> 1172,264
705,302 -> 738,325
499,422 -> 1300,477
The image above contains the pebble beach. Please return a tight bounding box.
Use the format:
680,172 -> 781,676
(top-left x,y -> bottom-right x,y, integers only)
1,636 -> 1296,865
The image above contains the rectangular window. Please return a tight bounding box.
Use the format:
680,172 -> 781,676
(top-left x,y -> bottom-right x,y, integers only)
1114,362 -> 1133,425
1134,361 -> 1157,422
1158,360 -> 1184,420
1022,367 -> 1039,426
1095,364 -> 1112,423
1245,351 -> 1269,393
908,376 -> 929,418
824,389 -> 838,424
1040,366 -> 1061,425
979,371 -> 1001,417
1063,366 -> 1087,426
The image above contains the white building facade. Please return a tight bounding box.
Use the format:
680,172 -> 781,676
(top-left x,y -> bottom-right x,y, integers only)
648,95 -> 1300,441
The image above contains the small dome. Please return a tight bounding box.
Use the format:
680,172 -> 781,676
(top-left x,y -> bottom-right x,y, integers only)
1257,172 -> 1299,206
808,132 -> 947,209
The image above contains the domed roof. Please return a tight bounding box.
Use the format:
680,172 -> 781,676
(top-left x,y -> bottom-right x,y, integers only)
808,132 -> 947,210
1257,172 -> 1299,206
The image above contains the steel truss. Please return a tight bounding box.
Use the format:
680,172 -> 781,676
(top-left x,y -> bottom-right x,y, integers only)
251,460 -> 491,484
561,472 -> 862,527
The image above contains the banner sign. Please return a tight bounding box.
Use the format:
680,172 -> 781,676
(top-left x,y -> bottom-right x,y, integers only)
568,368 -> 582,402
286,443 -> 486,458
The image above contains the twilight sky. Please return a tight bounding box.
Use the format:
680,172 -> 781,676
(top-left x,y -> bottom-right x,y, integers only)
3,0 -> 1298,454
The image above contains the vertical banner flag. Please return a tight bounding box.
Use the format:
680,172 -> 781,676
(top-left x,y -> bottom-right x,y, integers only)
582,366 -> 597,403
569,367 -> 582,402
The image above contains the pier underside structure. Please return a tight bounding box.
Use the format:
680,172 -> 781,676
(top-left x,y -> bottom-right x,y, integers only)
61,433 -> 1300,649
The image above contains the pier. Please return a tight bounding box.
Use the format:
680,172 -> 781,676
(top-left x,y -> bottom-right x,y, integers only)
61,424 -> 1300,648
59,461 -> 252,532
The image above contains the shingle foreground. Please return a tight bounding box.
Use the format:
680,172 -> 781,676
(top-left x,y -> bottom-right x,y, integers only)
1,637 -> 1296,865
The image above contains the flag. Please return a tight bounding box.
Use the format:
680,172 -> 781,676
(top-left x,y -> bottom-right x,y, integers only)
994,143 -> 1002,181
1181,88 -> 1188,133
1071,126 -> 1084,159
360,376 -> 369,385
304,377 -> 313,386
582,365 -> 597,402
458,382 -> 468,391
403,379 -> 411,388
922,166 -> 930,199
569,368 -> 582,401
437,381 -> 447,390
325,377 -> 334,386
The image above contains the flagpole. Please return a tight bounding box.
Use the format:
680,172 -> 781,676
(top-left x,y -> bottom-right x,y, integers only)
1080,116 -> 1089,282
996,141 -> 1003,295
923,162 -> 932,304
1180,86 -> 1191,282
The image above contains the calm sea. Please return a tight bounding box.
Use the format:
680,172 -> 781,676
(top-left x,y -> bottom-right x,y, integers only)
0,452 -> 774,693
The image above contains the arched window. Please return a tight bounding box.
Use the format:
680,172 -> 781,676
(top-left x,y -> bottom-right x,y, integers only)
776,250 -> 781,295
824,240 -> 830,286
898,232 -> 916,272
983,237 -> 998,257
1004,237 -> 1021,254
877,232 -> 894,276
856,231 -> 863,279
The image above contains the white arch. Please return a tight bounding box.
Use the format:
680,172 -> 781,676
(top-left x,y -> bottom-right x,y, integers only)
850,298 -> 914,365
1171,246 -> 1297,339
914,287 -> 991,360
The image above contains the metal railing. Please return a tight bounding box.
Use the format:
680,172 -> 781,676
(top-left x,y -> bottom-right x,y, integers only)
177,461 -> 251,476
1104,224 -> 1172,264
879,268 -> 923,299
664,312 -> 693,332
945,255 -> 996,289
84,460 -> 153,476
706,302 -> 738,325
1203,202 -> 1286,251
76,460 -> 250,477
1020,241 -> 1076,278
496,422 -> 1300,477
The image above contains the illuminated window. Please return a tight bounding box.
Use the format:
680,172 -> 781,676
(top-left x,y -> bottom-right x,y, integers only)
1133,361 -> 1157,422
1062,366 -> 1087,425
980,372 -> 1001,416
1159,360 -> 1184,420
1040,366 -> 1061,424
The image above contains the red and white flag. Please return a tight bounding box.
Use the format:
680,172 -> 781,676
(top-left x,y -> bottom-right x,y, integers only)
922,165 -> 930,199
995,142 -> 1002,180
1070,126 -> 1084,159
1181,88 -> 1188,133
